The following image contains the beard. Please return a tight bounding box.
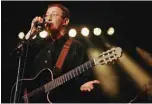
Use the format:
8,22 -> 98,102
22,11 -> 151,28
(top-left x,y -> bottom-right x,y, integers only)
45,23 -> 61,39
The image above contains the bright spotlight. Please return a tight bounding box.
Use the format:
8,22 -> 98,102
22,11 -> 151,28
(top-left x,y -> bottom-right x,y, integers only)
93,27 -> 102,36
68,29 -> 77,37
81,27 -> 89,36
39,30 -> 48,38
18,32 -> 25,39
107,27 -> 115,35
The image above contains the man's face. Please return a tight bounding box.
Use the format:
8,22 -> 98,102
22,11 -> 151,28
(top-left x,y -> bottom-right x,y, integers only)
45,6 -> 64,31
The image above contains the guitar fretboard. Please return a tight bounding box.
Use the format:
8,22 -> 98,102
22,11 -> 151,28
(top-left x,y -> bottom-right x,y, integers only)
44,59 -> 95,93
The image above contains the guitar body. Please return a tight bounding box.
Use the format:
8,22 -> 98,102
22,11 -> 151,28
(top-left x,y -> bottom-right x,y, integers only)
10,68 -> 53,103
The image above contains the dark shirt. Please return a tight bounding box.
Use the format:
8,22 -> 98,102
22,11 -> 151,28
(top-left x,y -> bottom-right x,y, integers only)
25,35 -> 93,102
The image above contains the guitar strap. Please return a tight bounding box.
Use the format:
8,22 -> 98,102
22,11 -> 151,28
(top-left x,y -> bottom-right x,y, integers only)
55,39 -> 73,70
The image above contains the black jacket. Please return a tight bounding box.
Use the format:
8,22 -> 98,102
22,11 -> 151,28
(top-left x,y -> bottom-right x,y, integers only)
24,35 -> 93,102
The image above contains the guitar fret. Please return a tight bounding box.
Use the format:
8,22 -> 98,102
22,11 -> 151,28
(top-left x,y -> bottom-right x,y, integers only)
69,73 -> 72,80
54,79 -> 57,89
76,67 -> 80,75
72,70 -> 76,77
75,68 -> 78,75
69,73 -> 71,80
59,77 -> 62,85
50,79 -> 59,91
47,83 -> 51,91
71,70 -> 75,78
60,78 -> 63,85
86,62 -> 89,68
50,81 -> 54,90
77,68 -> 79,74
61,77 -> 64,84
81,64 -> 85,72
85,63 -> 88,69
89,61 -> 92,68
65,74 -> 67,81
75,70 -> 78,76
58,78 -> 61,86
61,77 -> 65,83
52,81 -> 56,90
69,72 -> 73,79
44,84 -> 48,92
56,78 -> 59,87
78,66 -> 82,74
60,77 -> 62,85
67,73 -> 70,80
45,83 -> 49,92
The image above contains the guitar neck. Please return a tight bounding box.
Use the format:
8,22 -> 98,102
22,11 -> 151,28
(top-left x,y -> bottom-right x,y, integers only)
44,59 -> 95,93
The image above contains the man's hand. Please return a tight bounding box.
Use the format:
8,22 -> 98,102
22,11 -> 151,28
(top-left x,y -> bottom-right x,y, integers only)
25,16 -> 44,40
80,80 -> 100,92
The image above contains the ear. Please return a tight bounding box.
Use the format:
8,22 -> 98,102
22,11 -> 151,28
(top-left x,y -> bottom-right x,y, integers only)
63,18 -> 70,26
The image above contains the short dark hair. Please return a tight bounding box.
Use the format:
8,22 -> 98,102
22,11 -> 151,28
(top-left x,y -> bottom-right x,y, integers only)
48,4 -> 70,19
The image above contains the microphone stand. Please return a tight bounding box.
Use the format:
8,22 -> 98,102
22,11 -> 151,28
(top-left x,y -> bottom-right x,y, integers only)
13,38 -> 30,103
13,45 -> 24,103
12,27 -> 43,103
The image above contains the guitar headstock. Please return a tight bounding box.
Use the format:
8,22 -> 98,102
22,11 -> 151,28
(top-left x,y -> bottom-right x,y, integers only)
94,47 -> 122,65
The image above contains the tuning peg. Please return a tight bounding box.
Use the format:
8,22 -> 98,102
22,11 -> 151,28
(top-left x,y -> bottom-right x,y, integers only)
112,61 -> 115,64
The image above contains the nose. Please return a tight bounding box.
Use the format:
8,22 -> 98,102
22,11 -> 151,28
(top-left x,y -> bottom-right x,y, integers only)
45,15 -> 52,23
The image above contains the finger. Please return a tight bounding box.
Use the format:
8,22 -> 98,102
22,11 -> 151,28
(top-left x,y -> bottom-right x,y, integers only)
38,16 -> 41,21
82,87 -> 92,92
90,85 -> 94,90
85,86 -> 93,91
87,84 -> 93,89
33,16 -> 38,22
92,80 -> 100,84
39,16 -> 44,23
80,86 -> 86,91
81,88 -> 85,91
81,88 -> 88,92
31,17 -> 39,29
81,86 -> 90,91
87,88 -> 91,92
80,87 -> 84,91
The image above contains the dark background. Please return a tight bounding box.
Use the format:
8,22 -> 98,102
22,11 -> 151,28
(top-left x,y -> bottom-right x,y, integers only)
2,1 -> 152,103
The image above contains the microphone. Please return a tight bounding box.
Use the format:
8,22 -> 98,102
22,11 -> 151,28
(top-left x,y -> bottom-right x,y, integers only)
34,21 -> 45,30
27,18 -> 52,40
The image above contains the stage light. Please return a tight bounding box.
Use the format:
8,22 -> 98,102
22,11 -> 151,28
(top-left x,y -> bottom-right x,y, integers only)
18,32 -> 25,39
107,27 -> 115,35
81,27 -> 89,36
93,27 -> 102,36
39,30 -> 48,38
68,29 -> 77,37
